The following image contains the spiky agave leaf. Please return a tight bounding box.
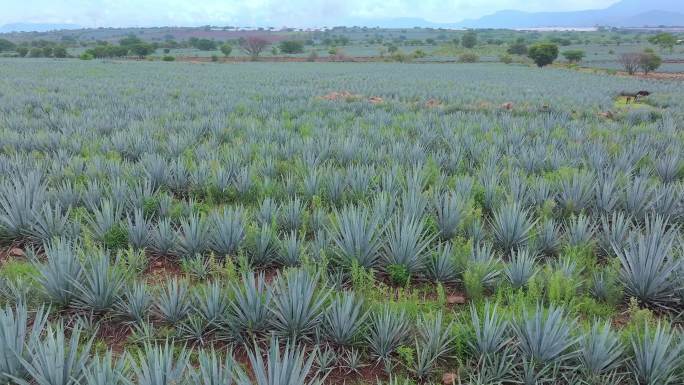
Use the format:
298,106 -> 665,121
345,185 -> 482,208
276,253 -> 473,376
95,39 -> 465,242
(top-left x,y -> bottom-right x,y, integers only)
630,322 -> 684,385
115,282 -> 152,325
469,301 -> 509,357
190,348 -> 236,385
248,224 -> 279,268
505,248 -> 538,289
270,269 -> 331,343
35,237 -> 83,307
155,278 -> 191,325
579,320 -> 624,378
126,208 -> 151,250
366,305 -> 410,363
28,201 -> 78,243
490,202 -> 536,254
0,303 -> 48,384
383,213 -> 435,276
424,242 -> 458,284
279,230 -> 306,267
150,218 -> 176,256
13,320 -> 94,385
324,291 -> 368,347
209,206 -> 246,258
127,340 -> 190,385
194,281 -> 230,326
235,338 -> 323,385
329,205 -> 385,269
83,350 -> 128,385
613,215 -> 680,309
412,311 -> 455,380
513,304 -> 578,365
227,272 -> 272,339
0,171 -> 46,241
72,250 -> 126,314
175,213 -> 210,257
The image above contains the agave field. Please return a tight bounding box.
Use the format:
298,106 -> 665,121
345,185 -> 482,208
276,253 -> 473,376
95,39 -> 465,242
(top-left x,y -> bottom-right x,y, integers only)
0,59 -> 684,385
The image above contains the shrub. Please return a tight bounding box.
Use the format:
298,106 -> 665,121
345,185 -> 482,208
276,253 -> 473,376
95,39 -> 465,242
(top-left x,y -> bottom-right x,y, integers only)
499,54 -> 513,64
279,40 -> 305,54
458,53 -> 479,63
162,55 -> 175,61
528,43 -> 559,67
562,50 -> 585,63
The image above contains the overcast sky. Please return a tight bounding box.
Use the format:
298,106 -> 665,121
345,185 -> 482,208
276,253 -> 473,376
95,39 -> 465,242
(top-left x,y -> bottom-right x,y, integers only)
2,0 -> 621,27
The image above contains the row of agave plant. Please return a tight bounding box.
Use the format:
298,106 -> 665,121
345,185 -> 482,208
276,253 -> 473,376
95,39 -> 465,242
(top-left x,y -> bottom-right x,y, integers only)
1,266 -> 684,385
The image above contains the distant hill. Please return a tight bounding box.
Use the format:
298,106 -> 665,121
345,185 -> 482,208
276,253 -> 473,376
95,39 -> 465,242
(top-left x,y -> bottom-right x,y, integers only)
458,0 -> 684,28
0,23 -> 82,33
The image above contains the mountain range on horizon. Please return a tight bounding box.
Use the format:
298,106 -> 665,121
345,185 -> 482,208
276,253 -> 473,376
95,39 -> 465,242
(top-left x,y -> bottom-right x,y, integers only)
1,0 -> 683,33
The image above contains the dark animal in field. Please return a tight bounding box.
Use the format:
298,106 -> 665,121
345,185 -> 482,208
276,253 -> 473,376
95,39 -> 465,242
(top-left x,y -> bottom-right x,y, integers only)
619,90 -> 651,104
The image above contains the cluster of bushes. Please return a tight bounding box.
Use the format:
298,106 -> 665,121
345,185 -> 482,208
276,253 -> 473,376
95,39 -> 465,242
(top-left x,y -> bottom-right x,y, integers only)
620,50 -> 663,75
83,35 -> 154,59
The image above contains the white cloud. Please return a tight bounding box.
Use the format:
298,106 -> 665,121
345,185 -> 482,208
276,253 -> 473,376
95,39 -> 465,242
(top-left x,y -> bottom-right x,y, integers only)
1,0 -> 621,27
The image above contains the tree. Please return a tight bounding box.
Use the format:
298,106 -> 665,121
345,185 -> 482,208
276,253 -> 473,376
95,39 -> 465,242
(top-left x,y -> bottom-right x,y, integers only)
527,43 -> 559,67
461,31 -> 477,49
220,43 -> 232,56
507,38 -> 527,55
619,53 -> 642,75
278,40 -> 304,54
194,38 -> 216,51
639,51 -> 662,75
119,34 -> 143,47
0,38 -> 15,52
28,47 -> 43,57
240,36 -> 269,60
562,50 -> 585,63
648,33 -> 677,52
129,43 -> 154,58
53,46 -> 68,58
16,46 -> 28,57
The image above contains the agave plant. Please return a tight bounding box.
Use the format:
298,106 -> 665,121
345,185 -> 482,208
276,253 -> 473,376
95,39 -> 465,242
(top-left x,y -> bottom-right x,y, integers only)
579,320 -> 624,378
329,205 -> 385,269
235,338 -> 323,385
490,202 -> 536,254
324,291 -> 368,347
150,218 -> 177,256
35,237 -> 83,307
279,231 -> 306,267
513,304 -> 578,365
194,281 -> 230,326
116,282 -> 152,325
175,213 -> 209,257
0,303 -> 48,384
227,272 -> 272,339
412,311 -> 455,380
127,341 -> 190,385
270,269 -> 331,342
366,305 -> 410,363
83,351 -> 127,385
505,248 -> 538,289
248,224 -> 279,268
534,219 -> 561,257
433,190 -> 468,241
469,301 -> 509,357
424,243 -> 458,284
209,206 -> 246,257
565,214 -> 596,248
155,278 -> 191,325
382,213 -> 435,276
613,215 -> 680,309
14,321 -> 94,385
0,172 -> 45,240
28,201 -> 78,243
72,251 -> 126,314
126,208 -> 151,250
190,348 -> 236,385
630,322 -> 684,385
